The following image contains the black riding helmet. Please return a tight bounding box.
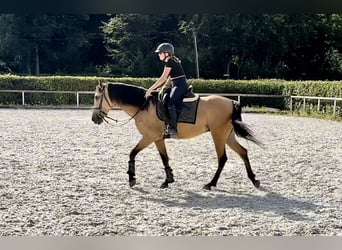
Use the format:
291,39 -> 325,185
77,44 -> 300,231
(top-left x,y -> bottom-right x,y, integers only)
155,43 -> 174,55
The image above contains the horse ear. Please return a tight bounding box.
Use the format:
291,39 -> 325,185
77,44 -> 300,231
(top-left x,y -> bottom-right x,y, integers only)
98,80 -> 104,89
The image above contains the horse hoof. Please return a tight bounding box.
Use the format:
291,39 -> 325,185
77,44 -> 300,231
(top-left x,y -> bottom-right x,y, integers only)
203,184 -> 211,190
129,179 -> 136,188
160,182 -> 169,189
253,180 -> 261,188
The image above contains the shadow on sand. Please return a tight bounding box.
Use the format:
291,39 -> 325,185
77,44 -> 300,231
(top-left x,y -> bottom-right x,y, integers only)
138,186 -> 323,222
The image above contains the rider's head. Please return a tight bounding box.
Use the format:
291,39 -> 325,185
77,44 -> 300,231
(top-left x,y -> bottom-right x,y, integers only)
155,43 -> 174,61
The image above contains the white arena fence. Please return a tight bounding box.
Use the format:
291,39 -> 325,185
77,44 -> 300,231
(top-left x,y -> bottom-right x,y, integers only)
290,95 -> 342,116
0,89 -> 341,116
0,89 -> 93,107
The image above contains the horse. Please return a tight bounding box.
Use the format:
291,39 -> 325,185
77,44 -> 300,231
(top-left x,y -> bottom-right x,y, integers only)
91,81 -> 262,190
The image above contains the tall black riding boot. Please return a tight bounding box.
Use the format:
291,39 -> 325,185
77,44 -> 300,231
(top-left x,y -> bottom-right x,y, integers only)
167,105 -> 178,136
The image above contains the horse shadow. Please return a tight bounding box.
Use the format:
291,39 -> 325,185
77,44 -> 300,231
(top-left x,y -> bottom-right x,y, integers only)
139,187 -> 323,222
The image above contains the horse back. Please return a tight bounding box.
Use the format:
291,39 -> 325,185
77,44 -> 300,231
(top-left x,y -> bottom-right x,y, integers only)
197,95 -> 235,126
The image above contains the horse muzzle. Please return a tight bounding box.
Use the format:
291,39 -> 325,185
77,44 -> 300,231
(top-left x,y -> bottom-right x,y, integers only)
92,111 -> 104,125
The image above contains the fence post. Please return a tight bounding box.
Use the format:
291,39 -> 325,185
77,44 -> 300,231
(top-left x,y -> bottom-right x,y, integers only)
22,91 -> 25,105
333,98 -> 336,116
290,96 -> 293,112
303,97 -> 306,111
76,92 -> 79,108
317,98 -> 320,112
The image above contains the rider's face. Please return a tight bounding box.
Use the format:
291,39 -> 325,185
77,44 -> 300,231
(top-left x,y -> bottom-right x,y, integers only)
158,52 -> 166,61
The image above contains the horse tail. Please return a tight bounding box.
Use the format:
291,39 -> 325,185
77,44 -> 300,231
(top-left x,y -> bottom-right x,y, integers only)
231,101 -> 263,146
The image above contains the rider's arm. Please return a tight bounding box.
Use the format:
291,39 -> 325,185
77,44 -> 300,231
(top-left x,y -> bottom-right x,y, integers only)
145,67 -> 171,97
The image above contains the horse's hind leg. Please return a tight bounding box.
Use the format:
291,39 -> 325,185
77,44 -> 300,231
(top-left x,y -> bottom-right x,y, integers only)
226,131 -> 260,188
204,130 -> 228,190
155,139 -> 174,188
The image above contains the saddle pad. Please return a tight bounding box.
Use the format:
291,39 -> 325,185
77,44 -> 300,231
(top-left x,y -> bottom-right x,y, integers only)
156,94 -> 200,124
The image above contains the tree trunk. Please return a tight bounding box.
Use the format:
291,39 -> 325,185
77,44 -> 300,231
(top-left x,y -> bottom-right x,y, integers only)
224,54 -> 232,78
237,56 -> 245,79
35,44 -> 40,75
26,50 -> 31,75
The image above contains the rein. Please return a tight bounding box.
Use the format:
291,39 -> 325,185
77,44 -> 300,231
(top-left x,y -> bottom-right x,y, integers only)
103,105 -> 145,126
95,85 -> 148,126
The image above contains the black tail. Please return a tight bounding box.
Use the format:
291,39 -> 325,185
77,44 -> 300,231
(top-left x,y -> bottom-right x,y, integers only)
231,101 -> 263,146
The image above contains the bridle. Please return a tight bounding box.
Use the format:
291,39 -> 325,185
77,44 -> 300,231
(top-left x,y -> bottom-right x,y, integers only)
94,84 -> 148,126
94,84 -> 118,123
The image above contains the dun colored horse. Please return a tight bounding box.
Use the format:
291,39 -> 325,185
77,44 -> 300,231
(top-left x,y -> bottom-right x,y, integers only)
91,81 -> 261,190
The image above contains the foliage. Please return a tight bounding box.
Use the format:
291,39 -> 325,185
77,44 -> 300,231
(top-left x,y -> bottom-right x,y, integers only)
101,14 -> 185,77
0,14 -> 108,75
179,14 -> 342,80
1,14 -> 341,80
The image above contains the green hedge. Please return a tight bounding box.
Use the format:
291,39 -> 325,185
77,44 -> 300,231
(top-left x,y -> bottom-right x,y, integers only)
0,75 -> 341,111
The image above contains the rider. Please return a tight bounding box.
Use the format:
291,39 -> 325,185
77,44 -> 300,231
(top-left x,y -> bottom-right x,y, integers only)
144,42 -> 189,137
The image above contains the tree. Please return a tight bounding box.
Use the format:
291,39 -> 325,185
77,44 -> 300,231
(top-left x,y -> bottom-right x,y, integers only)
1,14 -> 340,79
180,14 -> 342,79
102,14 -> 186,77
102,14 -> 154,76
0,14 -> 99,75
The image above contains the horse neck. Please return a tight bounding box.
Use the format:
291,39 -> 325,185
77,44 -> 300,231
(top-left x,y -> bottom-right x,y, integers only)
118,103 -> 140,118
107,83 -> 147,117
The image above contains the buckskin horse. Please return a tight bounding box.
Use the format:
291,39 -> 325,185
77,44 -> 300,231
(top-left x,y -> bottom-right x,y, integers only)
91,81 -> 261,190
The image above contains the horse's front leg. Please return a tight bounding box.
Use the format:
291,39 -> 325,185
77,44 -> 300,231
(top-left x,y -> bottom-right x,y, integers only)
155,139 -> 174,188
127,137 -> 153,187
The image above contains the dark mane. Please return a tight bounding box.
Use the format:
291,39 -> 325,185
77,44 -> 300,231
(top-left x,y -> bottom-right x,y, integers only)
107,82 -> 151,110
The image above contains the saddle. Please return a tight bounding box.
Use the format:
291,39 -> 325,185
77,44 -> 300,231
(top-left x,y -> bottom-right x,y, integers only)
154,85 -> 200,124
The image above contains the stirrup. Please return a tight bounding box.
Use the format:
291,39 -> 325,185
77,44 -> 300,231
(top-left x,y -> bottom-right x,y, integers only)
165,124 -> 177,137
167,127 -> 178,136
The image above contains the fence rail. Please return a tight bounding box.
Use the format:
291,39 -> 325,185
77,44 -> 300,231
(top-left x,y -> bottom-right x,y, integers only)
290,95 -> 342,116
1,89 -> 341,116
0,89 -> 287,107
200,93 -> 286,103
0,89 -> 94,107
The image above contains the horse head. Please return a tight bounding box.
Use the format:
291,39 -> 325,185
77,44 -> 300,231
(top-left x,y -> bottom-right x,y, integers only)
91,81 -> 113,125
